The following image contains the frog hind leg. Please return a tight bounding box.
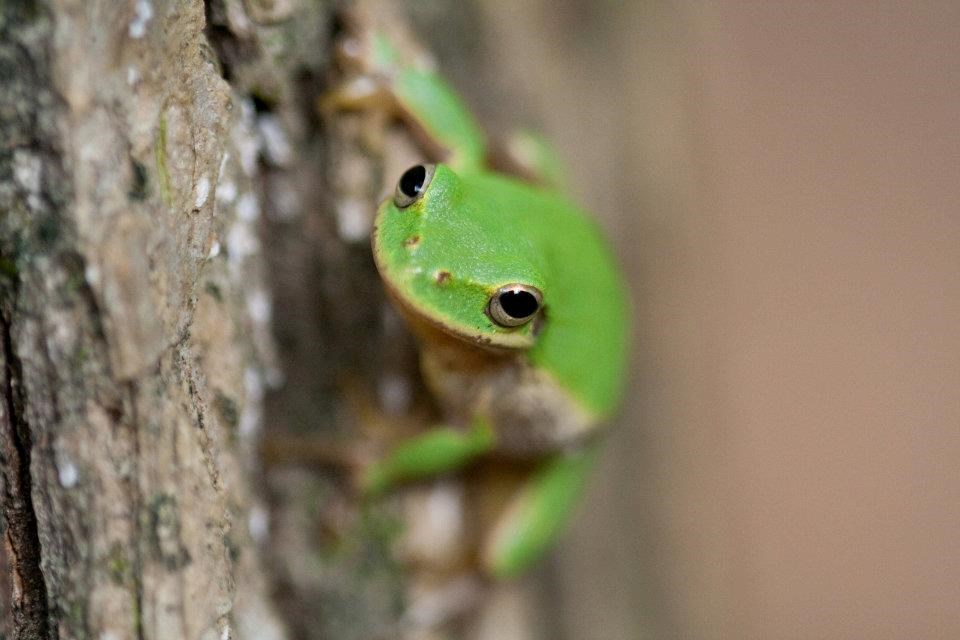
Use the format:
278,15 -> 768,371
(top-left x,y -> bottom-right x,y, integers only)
322,31 -> 487,174
391,66 -> 487,173
363,416 -> 496,496
481,445 -> 599,580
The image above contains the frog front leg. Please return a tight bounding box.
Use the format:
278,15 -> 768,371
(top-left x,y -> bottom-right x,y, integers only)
322,30 -> 487,173
363,416 -> 496,496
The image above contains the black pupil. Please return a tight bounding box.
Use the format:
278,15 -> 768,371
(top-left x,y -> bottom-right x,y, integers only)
399,165 -> 427,198
499,290 -> 539,319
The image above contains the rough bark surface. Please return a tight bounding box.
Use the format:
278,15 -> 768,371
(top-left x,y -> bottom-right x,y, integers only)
0,1 -> 304,637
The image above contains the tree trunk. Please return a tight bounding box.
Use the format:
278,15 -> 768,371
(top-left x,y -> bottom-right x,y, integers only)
0,0 -> 328,637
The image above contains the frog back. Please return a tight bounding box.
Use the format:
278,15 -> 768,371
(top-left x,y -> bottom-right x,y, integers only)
461,172 -> 629,420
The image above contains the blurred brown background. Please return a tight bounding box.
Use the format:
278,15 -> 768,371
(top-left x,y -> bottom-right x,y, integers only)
422,2 -> 960,638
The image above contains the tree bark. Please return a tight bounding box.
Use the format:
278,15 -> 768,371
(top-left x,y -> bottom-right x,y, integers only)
0,0 -> 316,637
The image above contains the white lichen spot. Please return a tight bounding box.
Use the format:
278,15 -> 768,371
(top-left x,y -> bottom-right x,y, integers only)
58,460 -> 79,488
401,481 -> 466,572
378,374 -> 411,414
336,198 -> 371,242
248,505 -> 269,543
84,262 -> 101,287
217,151 -> 230,180
193,175 -> 211,209
239,367 -> 264,437
215,153 -> 235,205
246,289 -> 271,324
128,0 -> 153,39
215,180 -> 237,205
13,149 -> 41,195
225,0 -> 253,35
347,76 -> 379,98
126,66 -> 140,86
257,115 -> 292,166
226,222 -> 260,271
236,101 -> 261,176
425,481 -> 464,536
238,408 -> 260,438
236,192 -> 259,222
244,367 -> 264,403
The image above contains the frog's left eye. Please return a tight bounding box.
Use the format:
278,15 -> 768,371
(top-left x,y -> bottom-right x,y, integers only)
487,284 -> 543,327
394,164 -> 436,208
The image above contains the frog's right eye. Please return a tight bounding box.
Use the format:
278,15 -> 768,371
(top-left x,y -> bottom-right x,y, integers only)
394,164 -> 436,208
487,284 -> 543,328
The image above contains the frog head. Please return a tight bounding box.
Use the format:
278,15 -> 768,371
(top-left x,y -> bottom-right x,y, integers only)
372,164 -> 546,350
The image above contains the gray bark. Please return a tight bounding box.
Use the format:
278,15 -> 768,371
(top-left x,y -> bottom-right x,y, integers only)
0,1 -> 321,637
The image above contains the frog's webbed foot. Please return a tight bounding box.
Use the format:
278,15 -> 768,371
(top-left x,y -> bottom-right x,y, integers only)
320,29 -> 487,173
318,73 -> 397,116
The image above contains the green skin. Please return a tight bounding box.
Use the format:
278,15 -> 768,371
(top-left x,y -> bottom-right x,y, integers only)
358,34 -> 629,579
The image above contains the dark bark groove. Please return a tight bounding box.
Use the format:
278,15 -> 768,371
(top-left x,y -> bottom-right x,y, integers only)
0,299 -> 51,640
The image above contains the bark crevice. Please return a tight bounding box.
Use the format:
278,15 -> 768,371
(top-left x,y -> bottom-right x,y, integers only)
0,293 -> 52,640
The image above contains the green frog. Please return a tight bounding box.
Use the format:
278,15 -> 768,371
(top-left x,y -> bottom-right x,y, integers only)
327,25 -> 629,580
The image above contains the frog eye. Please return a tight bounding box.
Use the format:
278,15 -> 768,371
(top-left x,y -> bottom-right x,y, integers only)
487,284 -> 543,327
394,164 -> 436,208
